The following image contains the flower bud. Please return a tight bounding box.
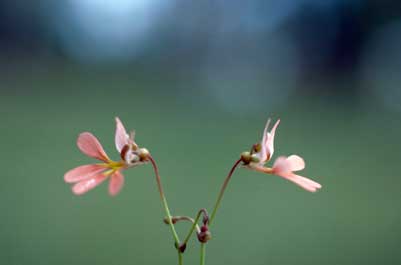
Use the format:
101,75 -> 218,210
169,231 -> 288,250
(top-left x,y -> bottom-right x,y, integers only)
138,148 -> 150,161
197,225 -> 212,243
197,231 -> 212,243
241,151 -> 252,164
163,217 -> 177,224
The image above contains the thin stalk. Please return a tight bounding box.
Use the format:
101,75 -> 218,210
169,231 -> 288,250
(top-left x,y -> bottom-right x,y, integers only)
148,156 -> 181,253
178,252 -> 183,265
182,209 -> 206,246
209,159 -> 242,226
169,215 -> 197,225
200,243 -> 206,265
171,216 -> 201,237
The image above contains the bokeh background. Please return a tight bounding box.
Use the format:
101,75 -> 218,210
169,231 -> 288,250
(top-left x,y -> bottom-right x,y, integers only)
1,1 -> 401,265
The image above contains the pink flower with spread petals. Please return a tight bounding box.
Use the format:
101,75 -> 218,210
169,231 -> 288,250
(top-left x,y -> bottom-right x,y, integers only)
64,117 -> 148,196
243,119 -> 322,192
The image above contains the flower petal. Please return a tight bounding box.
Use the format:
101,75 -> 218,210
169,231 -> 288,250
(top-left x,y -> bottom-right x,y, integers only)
258,119 -> 271,162
284,174 -> 322,192
64,164 -> 106,183
272,156 -> 292,174
77,132 -> 110,162
286,155 -> 305,171
115,117 -> 129,153
108,171 -> 125,196
272,156 -> 321,192
265,119 -> 280,160
72,172 -> 109,195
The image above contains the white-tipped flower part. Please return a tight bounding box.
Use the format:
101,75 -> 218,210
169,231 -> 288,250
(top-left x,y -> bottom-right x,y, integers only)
252,119 -> 280,165
115,117 -> 137,153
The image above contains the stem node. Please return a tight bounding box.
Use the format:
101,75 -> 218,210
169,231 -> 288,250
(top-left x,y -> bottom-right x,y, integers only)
178,243 -> 187,253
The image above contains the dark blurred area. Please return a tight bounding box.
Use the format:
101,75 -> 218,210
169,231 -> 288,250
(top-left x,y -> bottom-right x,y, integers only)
1,1 -> 401,265
1,1 -> 401,103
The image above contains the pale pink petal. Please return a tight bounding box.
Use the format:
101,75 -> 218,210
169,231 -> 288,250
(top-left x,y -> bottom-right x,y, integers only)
275,172 -> 322,192
258,119 -> 271,162
64,164 -> 106,183
265,119 -> 280,160
77,132 -> 110,162
108,171 -> 125,196
272,156 -> 321,192
272,156 -> 292,174
286,155 -> 305,171
286,174 -> 322,192
293,174 -> 322,189
115,117 -> 129,153
72,173 -> 109,195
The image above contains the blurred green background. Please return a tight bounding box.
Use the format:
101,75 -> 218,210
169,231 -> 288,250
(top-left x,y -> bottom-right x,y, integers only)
1,1 -> 401,265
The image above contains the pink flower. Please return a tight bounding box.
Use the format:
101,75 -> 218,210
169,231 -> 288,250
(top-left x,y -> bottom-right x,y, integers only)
243,119 -> 322,192
64,117 -> 149,196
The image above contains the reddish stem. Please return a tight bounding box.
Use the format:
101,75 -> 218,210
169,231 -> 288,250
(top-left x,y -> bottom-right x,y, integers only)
209,158 -> 242,226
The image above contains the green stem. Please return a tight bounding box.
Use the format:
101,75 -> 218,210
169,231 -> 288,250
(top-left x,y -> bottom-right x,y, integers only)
200,243 -> 206,265
182,209 -> 206,246
178,251 -> 183,265
161,196 -> 180,245
148,156 -> 182,260
209,159 -> 242,226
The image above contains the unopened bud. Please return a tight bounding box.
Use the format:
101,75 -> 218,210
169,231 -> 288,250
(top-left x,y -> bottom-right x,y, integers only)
241,151 -> 252,164
197,230 -> 212,243
138,148 -> 150,161
197,225 -> 212,243
163,217 -> 177,224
